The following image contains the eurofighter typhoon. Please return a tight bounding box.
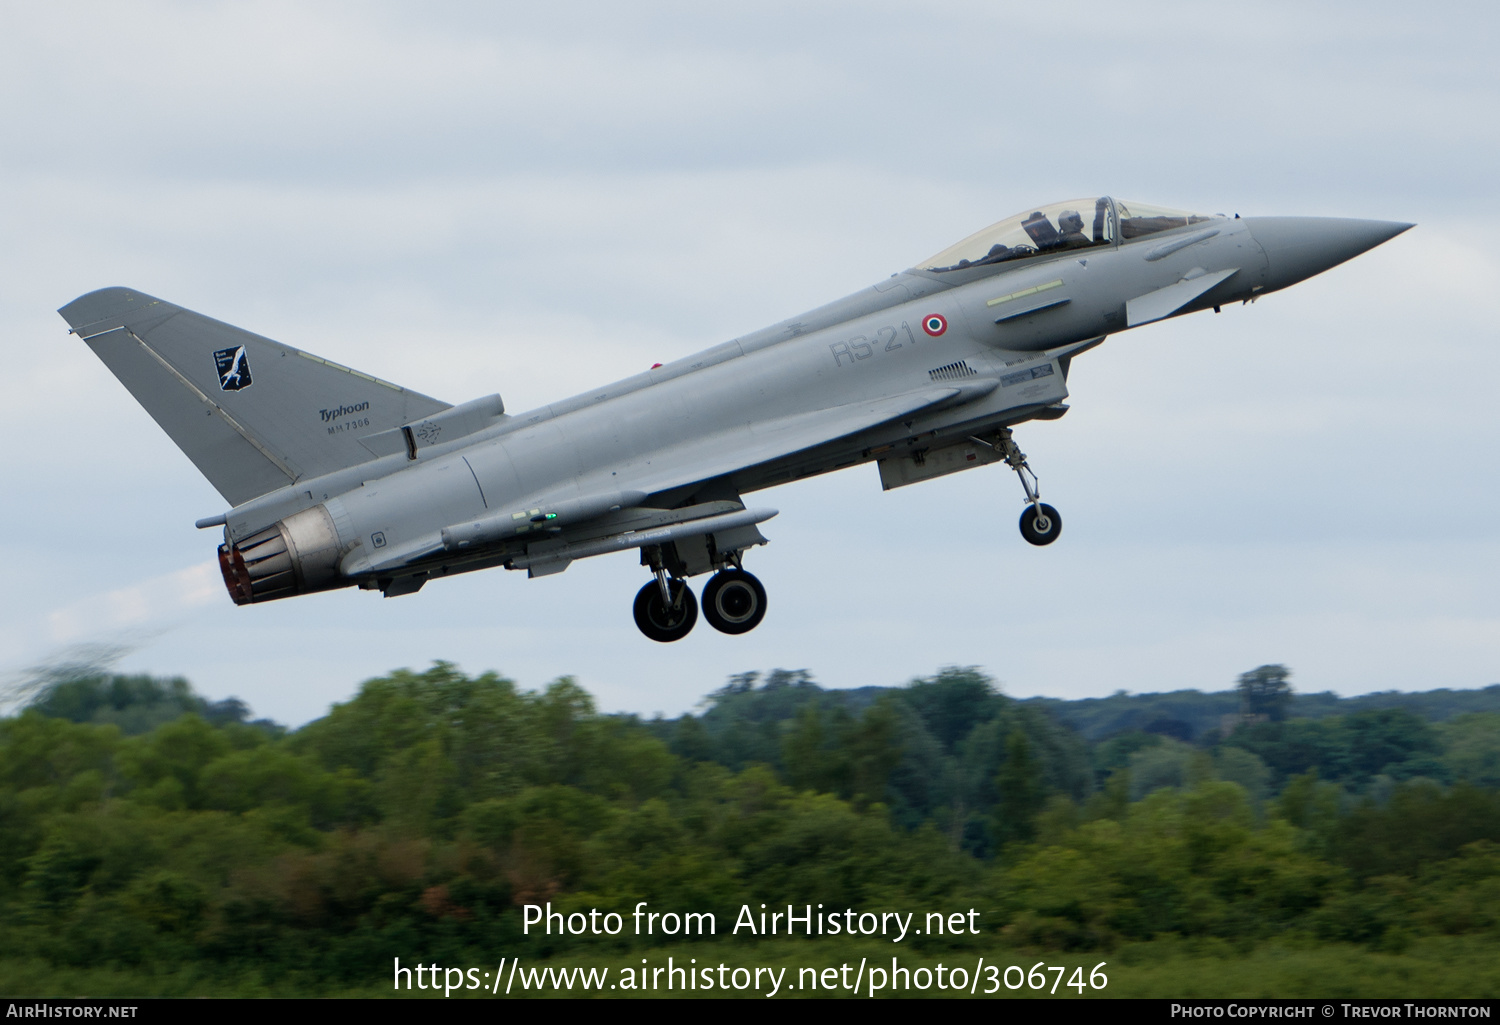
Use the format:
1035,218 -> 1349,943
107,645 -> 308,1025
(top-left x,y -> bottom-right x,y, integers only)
60,199 -> 1410,641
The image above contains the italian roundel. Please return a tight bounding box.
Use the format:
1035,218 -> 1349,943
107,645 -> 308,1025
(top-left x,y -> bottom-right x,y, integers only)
921,314 -> 948,337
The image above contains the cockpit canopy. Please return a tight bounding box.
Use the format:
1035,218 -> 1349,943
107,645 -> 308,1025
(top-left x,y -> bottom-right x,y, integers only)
918,197 -> 1220,273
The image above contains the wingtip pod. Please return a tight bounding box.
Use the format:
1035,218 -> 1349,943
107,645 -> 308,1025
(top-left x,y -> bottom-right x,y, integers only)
58,287 -> 174,337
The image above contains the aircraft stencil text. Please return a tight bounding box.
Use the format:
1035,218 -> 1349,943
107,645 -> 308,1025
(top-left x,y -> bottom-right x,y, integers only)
320,402 -> 370,422
829,321 -> 918,367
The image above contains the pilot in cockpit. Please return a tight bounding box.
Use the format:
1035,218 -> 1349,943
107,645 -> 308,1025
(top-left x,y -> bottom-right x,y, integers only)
1057,210 -> 1090,247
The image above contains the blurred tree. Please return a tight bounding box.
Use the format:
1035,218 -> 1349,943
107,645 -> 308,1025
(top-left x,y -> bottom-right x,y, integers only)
763,669 -> 814,691
1084,768 -> 1130,821
903,667 -> 1003,751
1229,708 -> 1444,789
694,669 -> 823,771
26,672 -> 274,737
1237,665 -> 1293,722
669,713 -> 714,764
1002,782 -> 1337,949
1330,782 -> 1500,879
1215,746 -> 1272,801
1341,708 -> 1444,781
1091,731 -> 1161,782
993,729 -> 1045,846
118,715 -> 233,810
1143,717 -> 1194,741
5,659 -> 1500,986
783,702 -> 835,793
843,699 -> 902,807
1440,713 -> 1500,787
1127,740 -> 1194,800
882,700 -> 948,829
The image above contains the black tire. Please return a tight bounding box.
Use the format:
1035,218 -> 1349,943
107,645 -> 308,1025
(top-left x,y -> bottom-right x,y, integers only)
1019,503 -> 1062,546
701,569 -> 768,635
632,579 -> 698,642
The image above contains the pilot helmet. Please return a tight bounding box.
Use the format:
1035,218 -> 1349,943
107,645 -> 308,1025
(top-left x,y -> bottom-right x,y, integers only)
1059,210 -> 1084,233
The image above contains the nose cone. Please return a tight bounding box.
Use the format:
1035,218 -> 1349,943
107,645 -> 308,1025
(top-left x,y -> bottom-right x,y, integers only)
1244,217 -> 1412,292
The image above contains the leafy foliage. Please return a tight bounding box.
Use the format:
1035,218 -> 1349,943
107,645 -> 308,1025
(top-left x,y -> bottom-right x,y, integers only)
1225,708 -> 1445,788
1237,665 -> 1294,722
1028,684 -> 1500,744
2,662 -> 1498,994
28,673 -> 276,737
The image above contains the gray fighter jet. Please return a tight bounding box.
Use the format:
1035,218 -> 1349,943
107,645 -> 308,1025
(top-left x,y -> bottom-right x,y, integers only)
59,198 -> 1410,641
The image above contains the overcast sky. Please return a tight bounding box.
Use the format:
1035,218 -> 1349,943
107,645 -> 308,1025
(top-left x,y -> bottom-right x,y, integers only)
1,1 -> 1496,725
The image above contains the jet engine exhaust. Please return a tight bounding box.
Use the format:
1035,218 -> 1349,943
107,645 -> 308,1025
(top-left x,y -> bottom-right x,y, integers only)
217,505 -> 347,605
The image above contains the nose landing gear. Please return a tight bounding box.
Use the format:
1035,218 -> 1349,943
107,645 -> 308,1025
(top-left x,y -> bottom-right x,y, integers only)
989,427 -> 1062,546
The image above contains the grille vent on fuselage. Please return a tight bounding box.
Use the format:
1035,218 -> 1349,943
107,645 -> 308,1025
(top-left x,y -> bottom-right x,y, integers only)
928,360 -> 978,382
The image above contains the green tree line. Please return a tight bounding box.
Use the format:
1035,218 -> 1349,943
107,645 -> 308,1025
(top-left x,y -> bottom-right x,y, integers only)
2,663 -> 1498,993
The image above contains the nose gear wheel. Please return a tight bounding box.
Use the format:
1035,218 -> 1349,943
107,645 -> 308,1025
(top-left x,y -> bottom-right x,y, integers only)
1019,503 -> 1062,545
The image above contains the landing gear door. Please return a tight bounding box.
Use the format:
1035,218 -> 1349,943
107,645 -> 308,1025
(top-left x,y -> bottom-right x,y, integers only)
878,437 -> 1004,490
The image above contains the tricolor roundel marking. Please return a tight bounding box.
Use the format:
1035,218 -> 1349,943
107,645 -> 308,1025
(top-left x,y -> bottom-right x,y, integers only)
921,314 -> 948,337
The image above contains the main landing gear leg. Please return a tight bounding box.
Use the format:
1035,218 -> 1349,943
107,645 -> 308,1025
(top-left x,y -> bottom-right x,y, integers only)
634,571 -> 697,642
994,427 -> 1062,546
634,547 -> 698,642
632,542 -> 770,640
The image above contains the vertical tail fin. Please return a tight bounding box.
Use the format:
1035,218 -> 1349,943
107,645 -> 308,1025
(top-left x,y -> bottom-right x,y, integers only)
59,287 -> 452,506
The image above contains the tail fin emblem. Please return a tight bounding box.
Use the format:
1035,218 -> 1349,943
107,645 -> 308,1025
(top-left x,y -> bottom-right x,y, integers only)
213,345 -> 253,391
